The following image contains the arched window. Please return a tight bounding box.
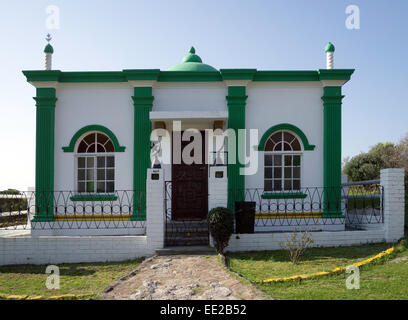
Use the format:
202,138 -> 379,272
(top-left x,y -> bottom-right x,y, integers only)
264,131 -> 302,191
76,132 -> 115,193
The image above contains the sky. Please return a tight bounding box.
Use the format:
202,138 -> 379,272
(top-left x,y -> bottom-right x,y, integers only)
0,0 -> 407,190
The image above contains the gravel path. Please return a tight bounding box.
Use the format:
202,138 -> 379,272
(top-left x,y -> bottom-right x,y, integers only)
102,255 -> 270,300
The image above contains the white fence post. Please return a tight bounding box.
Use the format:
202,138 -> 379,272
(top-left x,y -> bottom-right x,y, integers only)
380,168 -> 405,243
146,168 -> 165,252
208,166 -> 228,210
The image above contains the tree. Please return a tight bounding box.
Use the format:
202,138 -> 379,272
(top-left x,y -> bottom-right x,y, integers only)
343,143 -> 398,181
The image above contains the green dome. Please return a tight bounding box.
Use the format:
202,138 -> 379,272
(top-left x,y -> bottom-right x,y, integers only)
325,42 -> 335,53
168,46 -> 218,72
44,43 -> 54,54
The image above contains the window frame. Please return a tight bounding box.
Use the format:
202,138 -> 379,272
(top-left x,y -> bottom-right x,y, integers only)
263,130 -> 303,192
74,131 -> 116,195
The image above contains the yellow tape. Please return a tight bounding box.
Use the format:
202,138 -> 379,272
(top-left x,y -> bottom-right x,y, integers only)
262,247 -> 399,283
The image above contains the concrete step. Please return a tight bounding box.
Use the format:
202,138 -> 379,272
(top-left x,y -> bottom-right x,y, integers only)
166,231 -> 209,238
156,246 -> 216,256
165,238 -> 209,247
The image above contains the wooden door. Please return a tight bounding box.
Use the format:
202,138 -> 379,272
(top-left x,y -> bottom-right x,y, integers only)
172,131 -> 208,220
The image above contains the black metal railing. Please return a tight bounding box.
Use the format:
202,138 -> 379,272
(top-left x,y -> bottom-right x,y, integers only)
0,190 -> 146,230
164,179 -> 383,234
164,181 -> 209,246
228,183 -> 383,231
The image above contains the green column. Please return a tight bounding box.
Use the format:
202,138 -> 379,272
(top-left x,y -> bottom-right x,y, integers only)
33,87 -> 57,221
322,86 -> 344,217
131,87 -> 154,220
227,86 -> 247,211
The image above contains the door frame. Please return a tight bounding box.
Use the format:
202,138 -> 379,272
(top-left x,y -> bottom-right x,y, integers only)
171,130 -> 208,221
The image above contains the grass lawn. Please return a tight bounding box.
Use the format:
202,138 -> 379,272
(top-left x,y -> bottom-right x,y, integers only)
0,259 -> 142,299
228,241 -> 408,300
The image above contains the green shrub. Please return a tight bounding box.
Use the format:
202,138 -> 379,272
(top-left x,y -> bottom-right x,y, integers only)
207,207 -> 234,255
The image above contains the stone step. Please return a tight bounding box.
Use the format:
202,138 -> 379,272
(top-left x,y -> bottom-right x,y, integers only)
156,246 -> 216,255
165,238 -> 209,247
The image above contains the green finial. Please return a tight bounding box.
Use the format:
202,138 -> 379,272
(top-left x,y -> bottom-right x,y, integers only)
182,46 -> 202,63
325,42 -> 335,53
167,46 -> 218,72
44,33 -> 54,54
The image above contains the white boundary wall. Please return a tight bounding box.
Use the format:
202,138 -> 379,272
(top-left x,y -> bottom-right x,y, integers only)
0,168 -> 404,265
224,229 -> 386,252
0,235 -> 149,265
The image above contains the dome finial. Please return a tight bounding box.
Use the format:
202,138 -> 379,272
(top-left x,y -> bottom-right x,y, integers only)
189,46 -> 195,54
44,34 -> 54,70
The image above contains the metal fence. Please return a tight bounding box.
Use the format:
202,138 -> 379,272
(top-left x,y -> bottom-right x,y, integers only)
0,190 -> 146,230
164,181 -> 383,233
229,182 -> 383,231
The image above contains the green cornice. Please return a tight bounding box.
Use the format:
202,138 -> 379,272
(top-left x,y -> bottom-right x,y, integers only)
257,123 -> 315,151
123,69 -> 160,81
22,69 -> 354,83
254,71 -> 320,82
220,69 -> 257,80
60,72 -> 125,83
62,124 -> 126,152
317,69 -> 354,81
23,70 -> 61,82
158,71 -> 222,82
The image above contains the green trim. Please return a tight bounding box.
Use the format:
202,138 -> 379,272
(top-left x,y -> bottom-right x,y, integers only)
123,69 -> 161,81
324,42 -> 335,53
261,192 -> 308,199
23,70 -> 61,82
158,71 -> 222,82
22,69 -> 354,83
70,194 -> 118,202
318,69 -> 354,81
257,123 -> 315,151
34,88 -> 57,221
44,44 -> 54,54
220,69 -> 257,80
132,87 -> 153,220
227,86 -> 247,212
253,71 -> 320,82
322,86 -> 344,217
62,125 -> 126,152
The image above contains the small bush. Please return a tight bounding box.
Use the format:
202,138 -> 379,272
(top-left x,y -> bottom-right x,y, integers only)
207,207 -> 234,255
279,228 -> 314,264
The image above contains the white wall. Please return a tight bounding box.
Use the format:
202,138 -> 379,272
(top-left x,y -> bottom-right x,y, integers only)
54,83 -> 134,191
0,235 -> 149,265
153,82 -> 227,112
245,82 -> 324,189
225,229 -> 386,253
152,82 -> 227,182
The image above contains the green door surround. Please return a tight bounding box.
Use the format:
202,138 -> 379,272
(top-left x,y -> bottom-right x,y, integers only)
33,87 -> 57,222
226,86 -> 247,212
132,87 -> 154,221
322,86 -> 344,217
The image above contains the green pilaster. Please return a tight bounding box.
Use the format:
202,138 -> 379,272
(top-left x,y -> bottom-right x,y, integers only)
322,86 -> 344,217
226,86 -> 247,211
132,87 -> 154,220
33,87 -> 57,221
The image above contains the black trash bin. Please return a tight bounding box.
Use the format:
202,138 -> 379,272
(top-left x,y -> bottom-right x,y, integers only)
235,201 -> 256,233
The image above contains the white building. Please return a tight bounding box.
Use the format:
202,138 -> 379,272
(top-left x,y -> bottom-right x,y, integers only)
23,41 -> 355,240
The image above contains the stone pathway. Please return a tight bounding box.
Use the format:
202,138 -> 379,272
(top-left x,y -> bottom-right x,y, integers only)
102,255 -> 269,300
